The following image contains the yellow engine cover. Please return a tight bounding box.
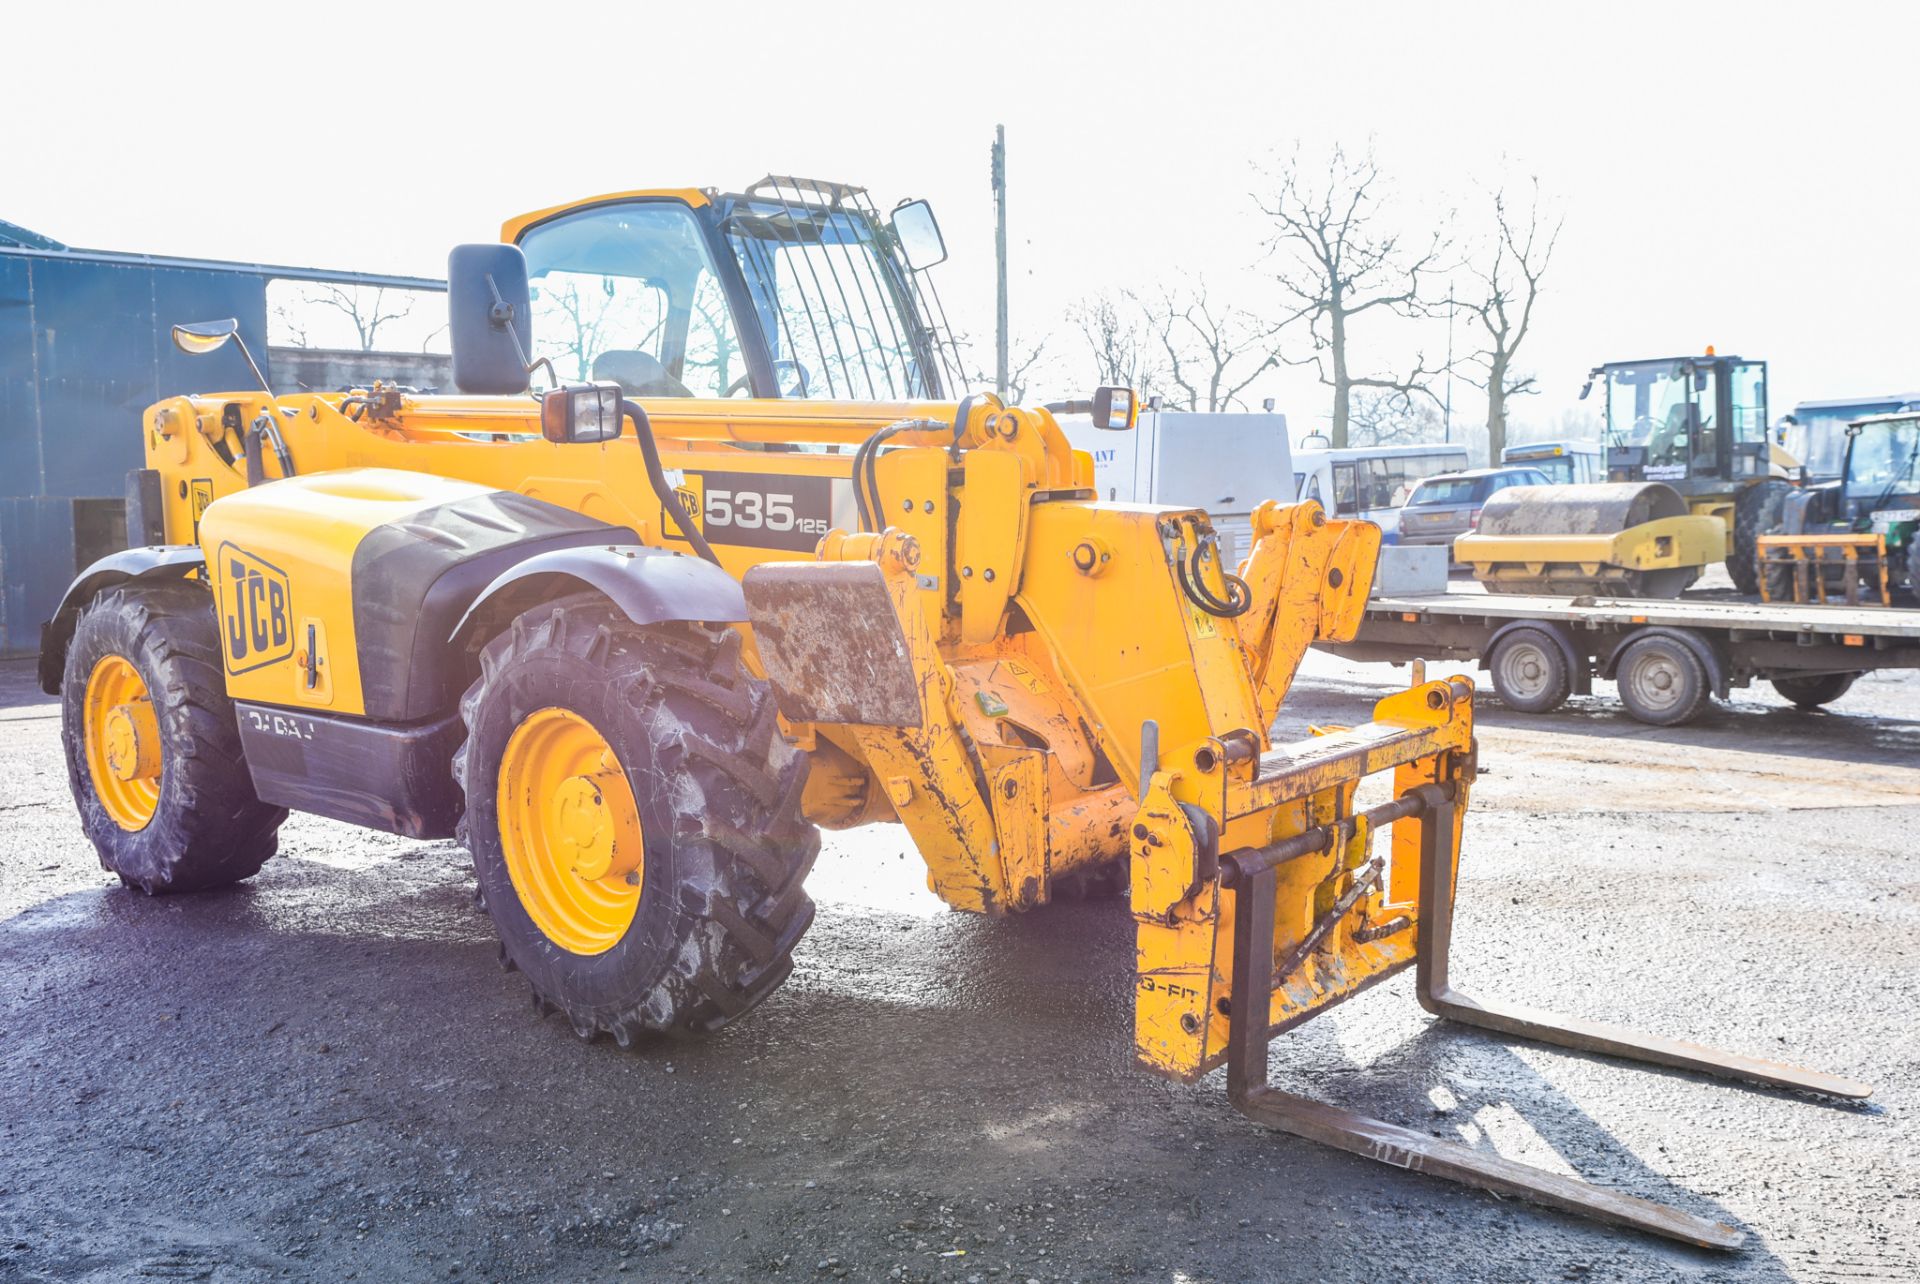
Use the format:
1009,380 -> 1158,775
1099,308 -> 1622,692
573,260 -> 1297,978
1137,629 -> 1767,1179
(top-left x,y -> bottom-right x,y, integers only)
197,468 -> 545,716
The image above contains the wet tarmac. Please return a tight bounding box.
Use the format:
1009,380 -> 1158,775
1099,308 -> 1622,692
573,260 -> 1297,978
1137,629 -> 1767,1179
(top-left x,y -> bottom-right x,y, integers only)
2,653 -> 1915,1283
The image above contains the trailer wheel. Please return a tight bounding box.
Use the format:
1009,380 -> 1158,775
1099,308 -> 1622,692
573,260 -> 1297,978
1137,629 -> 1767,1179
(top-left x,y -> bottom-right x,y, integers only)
455,595 -> 818,1043
60,581 -> 287,893
1769,673 -> 1858,709
1614,635 -> 1711,726
1488,628 -> 1573,714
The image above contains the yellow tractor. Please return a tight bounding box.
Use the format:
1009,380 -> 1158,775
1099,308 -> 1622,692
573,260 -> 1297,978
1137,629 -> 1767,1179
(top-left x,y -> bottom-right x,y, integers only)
40,177 -> 1864,1248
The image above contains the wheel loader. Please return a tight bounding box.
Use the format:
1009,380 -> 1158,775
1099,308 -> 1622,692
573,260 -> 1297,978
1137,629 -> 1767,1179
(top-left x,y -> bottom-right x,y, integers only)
1456,351 -> 1797,597
39,177 -> 1866,1248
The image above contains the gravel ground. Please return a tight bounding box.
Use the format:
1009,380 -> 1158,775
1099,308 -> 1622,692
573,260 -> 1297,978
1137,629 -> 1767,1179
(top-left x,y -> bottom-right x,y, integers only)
1,650 -> 1915,1284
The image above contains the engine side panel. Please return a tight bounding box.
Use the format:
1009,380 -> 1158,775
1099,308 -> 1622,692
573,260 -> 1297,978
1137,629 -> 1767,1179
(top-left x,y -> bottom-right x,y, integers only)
197,468 -> 622,719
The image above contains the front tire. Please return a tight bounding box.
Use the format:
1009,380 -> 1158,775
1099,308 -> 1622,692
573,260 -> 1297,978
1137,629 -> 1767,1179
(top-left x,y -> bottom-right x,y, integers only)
60,581 -> 286,894
1488,627 -> 1573,714
455,596 -> 818,1043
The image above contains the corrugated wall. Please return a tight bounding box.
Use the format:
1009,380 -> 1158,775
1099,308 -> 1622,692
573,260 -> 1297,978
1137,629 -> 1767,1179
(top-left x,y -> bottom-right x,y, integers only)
0,250 -> 268,653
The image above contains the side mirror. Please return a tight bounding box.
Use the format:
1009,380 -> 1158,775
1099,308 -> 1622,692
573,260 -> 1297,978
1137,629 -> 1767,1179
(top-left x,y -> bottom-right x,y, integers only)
889,199 -> 947,270
448,243 -> 533,395
1092,385 -> 1138,432
172,318 -> 239,355
170,316 -> 271,394
541,383 -> 624,444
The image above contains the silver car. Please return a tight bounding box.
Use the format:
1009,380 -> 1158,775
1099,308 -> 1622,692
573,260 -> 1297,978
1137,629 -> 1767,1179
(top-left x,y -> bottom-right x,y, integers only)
1397,467 -> 1552,550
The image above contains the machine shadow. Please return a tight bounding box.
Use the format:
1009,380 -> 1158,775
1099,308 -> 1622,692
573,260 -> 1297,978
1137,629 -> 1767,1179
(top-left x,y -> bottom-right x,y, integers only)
0,861 -> 1812,1279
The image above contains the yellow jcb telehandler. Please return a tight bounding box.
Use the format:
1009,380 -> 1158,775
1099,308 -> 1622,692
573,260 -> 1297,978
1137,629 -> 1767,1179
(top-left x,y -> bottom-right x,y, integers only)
39,177 -> 1866,1249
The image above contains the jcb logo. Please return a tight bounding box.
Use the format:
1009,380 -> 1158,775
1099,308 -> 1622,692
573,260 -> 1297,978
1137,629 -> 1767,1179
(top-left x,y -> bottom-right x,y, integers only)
662,475 -> 705,541
217,544 -> 294,674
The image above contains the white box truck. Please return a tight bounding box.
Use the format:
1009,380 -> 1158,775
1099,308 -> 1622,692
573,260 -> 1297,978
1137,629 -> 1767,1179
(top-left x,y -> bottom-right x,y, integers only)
1057,409 -> 1292,563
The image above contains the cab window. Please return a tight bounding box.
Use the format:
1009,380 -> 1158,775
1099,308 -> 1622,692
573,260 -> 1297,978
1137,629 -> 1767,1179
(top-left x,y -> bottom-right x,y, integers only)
518,202 -> 747,398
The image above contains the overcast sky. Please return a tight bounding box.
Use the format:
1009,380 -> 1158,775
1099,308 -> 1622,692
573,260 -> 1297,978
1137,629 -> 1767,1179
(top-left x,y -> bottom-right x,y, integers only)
6,1 -> 1915,441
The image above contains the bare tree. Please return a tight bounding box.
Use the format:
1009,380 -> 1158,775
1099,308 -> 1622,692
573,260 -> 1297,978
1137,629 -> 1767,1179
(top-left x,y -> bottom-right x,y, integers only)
1458,176 -> 1562,463
304,284 -> 416,352
1258,143 -> 1448,447
959,332 -> 1049,403
998,337 -> 1048,404
533,277 -> 665,382
1347,388 -> 1444,447
1069,292 -> 1161,395
1152,279 -> 1279,412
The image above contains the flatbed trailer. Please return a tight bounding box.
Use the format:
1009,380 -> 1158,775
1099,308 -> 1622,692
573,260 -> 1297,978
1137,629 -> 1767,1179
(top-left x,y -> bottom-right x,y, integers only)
1324,584 -> 1920,725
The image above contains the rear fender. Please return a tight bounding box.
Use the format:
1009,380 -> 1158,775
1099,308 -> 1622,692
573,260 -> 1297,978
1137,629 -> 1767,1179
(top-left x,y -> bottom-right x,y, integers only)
449,545 -> 747,651
38,545 -> 207,695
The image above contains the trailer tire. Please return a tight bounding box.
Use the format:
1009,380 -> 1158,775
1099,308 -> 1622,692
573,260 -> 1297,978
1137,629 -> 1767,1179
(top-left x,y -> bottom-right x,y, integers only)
60,581 -> 287,894
1614,634 -> 1712,726
1488,627 -> 1574,714
1769,672 -> 1858,709
456,595 -> 818,1044
1730,480 -> 1791,596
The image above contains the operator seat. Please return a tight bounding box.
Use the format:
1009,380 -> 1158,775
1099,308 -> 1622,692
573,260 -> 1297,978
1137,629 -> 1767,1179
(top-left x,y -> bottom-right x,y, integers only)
1650,404 -> 1690,466
592,350 -> 694,398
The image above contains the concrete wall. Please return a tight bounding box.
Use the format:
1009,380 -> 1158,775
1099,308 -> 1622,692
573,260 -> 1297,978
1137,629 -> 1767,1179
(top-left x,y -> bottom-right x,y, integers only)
270,347 -> 454,395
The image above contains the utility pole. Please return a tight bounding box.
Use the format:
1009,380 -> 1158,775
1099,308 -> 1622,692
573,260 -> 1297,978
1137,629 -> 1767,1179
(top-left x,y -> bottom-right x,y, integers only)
1443,283 -> 1454,445
992,124 -> 1009,398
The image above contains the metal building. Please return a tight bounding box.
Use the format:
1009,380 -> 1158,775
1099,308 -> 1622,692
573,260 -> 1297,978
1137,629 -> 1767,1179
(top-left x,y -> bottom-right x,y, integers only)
0,221 -> 445,654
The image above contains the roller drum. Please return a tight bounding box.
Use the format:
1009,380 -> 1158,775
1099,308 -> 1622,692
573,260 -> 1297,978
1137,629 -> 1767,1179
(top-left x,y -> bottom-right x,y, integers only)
1475,482 -> 1689,538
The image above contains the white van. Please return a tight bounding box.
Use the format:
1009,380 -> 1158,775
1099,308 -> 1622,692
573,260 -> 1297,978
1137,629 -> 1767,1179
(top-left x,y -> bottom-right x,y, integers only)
1289,443 -> 1469,541
1056,410 -> 1292,562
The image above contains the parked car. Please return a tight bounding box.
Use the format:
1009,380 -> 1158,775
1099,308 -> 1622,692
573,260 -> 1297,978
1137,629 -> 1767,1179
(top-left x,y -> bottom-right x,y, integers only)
1396,466 -> 1552,552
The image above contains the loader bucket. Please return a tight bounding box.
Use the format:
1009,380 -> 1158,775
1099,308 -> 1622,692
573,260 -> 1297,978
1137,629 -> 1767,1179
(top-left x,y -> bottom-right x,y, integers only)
1455,482 -> 1721,598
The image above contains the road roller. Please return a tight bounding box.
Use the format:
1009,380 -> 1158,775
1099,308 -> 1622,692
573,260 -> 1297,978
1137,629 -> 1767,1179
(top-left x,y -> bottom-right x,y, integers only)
1456,351 -> 1798,597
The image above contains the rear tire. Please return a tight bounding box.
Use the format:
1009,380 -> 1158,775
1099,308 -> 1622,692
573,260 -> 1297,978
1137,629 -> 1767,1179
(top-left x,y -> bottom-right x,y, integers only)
1613,635 -> 1711,726
1770,672 -> 1858,709
60,581 -> 286,894
1488,627 -> 1573,714
1730,480 -> 1791,596
455,596 -> 818,1042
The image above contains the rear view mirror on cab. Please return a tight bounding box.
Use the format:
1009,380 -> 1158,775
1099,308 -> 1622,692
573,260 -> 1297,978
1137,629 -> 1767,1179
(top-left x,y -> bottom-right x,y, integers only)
889,199 -> 947,270
540,382 -> 624,444
447,243 -> 534,395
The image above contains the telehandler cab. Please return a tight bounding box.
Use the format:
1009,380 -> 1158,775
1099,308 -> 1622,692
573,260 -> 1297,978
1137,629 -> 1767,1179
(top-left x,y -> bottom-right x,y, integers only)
41,177 -> 1866,1248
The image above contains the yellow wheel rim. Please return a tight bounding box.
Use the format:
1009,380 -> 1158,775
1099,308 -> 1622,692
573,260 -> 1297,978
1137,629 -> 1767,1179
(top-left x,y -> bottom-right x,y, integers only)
496,707 -> 645,956
83,654 -> 163,831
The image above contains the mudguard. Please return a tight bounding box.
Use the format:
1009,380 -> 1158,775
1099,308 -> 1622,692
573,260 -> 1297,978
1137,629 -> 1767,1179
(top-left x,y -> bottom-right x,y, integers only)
450,544 -> 748,650
38,545 -> 207,695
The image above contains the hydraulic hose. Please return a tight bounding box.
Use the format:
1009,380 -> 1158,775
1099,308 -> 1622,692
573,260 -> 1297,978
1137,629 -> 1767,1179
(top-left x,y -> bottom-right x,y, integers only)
1176,534 -> 1252,618
621,398 -> 721,567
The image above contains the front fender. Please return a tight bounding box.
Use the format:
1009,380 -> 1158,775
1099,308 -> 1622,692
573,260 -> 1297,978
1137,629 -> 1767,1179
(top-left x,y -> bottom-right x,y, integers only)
449,545 -> 747,649
38,545 -> 207,695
